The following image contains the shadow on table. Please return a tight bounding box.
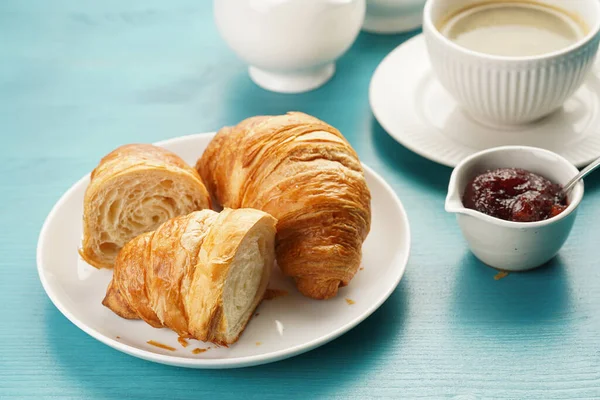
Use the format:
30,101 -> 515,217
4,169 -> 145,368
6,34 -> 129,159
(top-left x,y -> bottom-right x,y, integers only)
370,117 -> 452,195
452,252 -> 572,330
215,31 -> 421,125
214,53 -> 367,124
577,71 -> 600,196
582,164 -> 600,195
45,284 -> 408,398
351,30 -> 421,53
233,284 -> 409,379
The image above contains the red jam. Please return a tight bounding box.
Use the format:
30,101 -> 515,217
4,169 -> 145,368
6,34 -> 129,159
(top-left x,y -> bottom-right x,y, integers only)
463,168 -> 568,222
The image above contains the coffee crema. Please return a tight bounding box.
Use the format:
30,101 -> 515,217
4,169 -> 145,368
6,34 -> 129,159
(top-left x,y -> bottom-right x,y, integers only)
438,1 -> 588,57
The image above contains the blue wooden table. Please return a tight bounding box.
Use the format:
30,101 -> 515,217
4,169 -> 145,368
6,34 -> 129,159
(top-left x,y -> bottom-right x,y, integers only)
3,1 -> 600,399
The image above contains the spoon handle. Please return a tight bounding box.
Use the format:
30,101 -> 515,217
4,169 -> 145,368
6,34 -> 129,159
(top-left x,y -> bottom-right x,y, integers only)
563,156 -> 600,194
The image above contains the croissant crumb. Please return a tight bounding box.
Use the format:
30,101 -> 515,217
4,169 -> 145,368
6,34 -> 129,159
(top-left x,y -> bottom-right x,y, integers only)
192,348 -> 207,354
147,340 -> 176,351
494,271 -> 510,280
345,298 -> 355,305
177,337 -> 189,348
263,289 -> 288,301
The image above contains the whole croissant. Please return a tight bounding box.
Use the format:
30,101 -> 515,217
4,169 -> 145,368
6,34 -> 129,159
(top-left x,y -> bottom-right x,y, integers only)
80,144 -> 211,269
197,112 -> 371,300
102,208 -> 277,345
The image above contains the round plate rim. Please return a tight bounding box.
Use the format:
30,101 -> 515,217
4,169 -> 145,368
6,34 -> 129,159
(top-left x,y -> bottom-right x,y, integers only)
36,132 -> 411,369
369,33 -> 599,169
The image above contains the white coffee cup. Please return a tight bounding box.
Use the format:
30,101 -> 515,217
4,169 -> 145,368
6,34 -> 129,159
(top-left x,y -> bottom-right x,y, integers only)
423,0 -> 600,126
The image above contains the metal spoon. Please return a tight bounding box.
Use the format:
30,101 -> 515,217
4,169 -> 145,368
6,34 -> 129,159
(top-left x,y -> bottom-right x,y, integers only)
561,156 -> 600,198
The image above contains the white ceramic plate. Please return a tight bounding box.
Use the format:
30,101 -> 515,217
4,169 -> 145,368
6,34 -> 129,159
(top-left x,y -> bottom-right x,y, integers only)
37,133 -> 411,369
370,34 -> 600,168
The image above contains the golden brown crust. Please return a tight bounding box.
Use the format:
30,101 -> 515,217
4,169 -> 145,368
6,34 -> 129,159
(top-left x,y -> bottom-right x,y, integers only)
113,232 -> 163,328
90,144 -> 195,183
101,280 -> 137,320
81,144 -> 211,269
196,112 -> 371,299
147,211 -> 217,337
103,209 -> 277,345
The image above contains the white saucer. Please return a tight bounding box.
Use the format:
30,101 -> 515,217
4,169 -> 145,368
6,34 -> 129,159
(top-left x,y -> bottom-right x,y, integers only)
36,133 -> 411,369
370,34 -> 600,168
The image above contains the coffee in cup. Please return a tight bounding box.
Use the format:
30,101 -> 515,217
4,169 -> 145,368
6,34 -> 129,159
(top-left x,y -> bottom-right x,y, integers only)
438,1 -> 588,57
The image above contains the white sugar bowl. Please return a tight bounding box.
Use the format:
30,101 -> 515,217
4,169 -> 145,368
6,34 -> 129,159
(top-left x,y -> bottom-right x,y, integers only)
214,0 -> 366,94
363,0 -> 426,34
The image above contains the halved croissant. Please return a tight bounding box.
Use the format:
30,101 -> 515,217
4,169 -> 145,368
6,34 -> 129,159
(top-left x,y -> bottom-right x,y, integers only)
80,144 -> 211,269
197,112 -> 371,300
103,208 -> 277,345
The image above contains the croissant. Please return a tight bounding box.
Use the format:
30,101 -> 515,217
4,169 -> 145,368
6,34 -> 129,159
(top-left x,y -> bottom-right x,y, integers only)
102,208 -> 277,345
80,144 -> 211,269
197,112 -> 371,300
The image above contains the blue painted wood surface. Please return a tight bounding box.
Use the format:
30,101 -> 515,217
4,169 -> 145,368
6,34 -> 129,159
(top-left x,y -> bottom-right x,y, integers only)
2,1 -> 600,399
